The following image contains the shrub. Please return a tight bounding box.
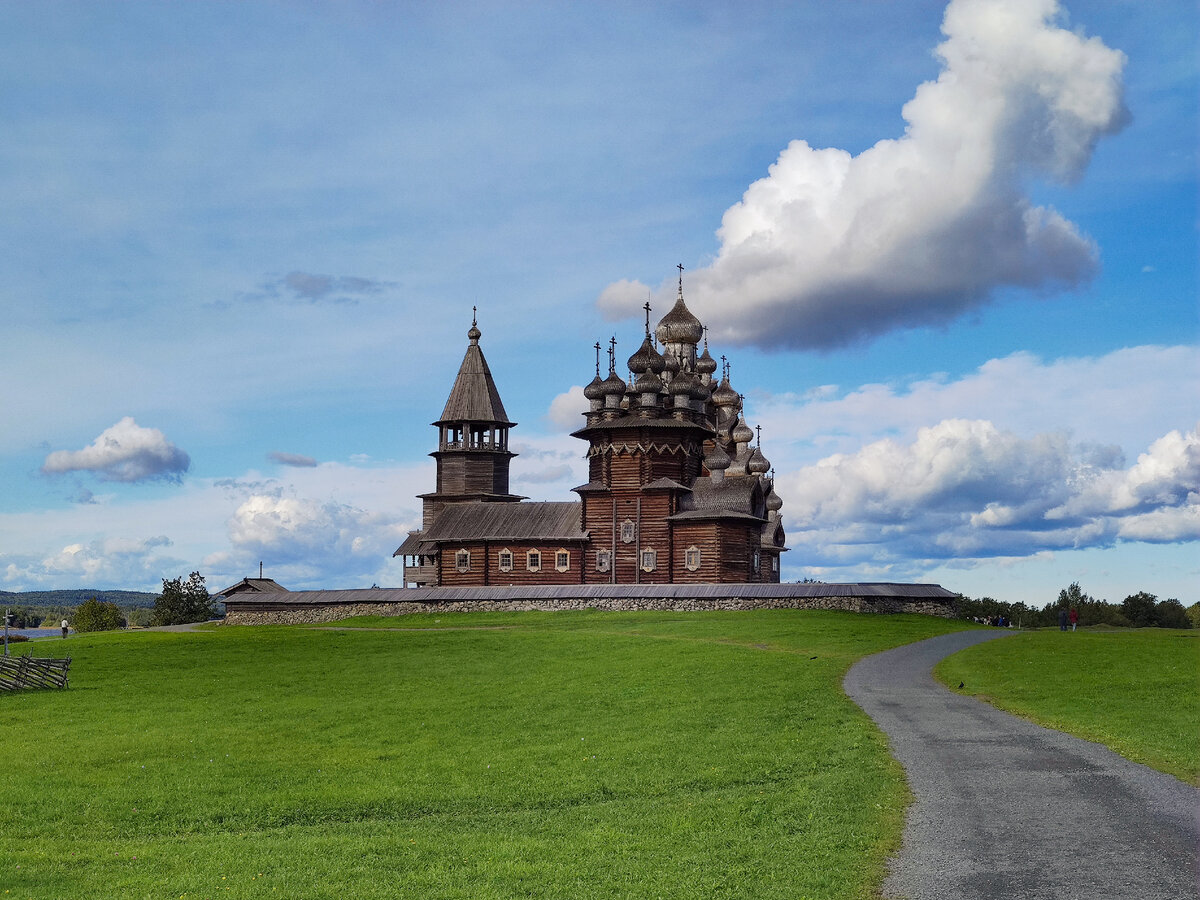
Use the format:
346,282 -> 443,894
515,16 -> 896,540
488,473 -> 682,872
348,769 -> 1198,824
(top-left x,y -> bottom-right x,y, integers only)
73,598 -> 125,633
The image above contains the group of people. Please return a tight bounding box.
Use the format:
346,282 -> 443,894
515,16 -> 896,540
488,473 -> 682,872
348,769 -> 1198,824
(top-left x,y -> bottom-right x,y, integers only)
970,616 -> 1012,627
1058,607 -> 1080,631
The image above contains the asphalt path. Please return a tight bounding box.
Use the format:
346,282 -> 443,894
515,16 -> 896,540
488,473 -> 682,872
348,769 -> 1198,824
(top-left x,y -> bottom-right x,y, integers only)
844,629 -> 1199,900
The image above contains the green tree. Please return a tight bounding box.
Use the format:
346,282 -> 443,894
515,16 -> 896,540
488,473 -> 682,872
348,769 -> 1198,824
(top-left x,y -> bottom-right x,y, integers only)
73,597 -> 125,633
1120,591 -> 1158,627
151,572 -> 217,626
1153,598 -> 1192,629
1057,582 -> 1092,609
1186,602 -> 1200,629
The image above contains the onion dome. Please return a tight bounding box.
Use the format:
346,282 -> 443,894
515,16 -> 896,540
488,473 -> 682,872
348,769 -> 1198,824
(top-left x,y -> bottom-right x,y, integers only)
696,345 -> 717,377
634,368 -> 663,394
711,377 -> 738,407
627,335 -> 657,376
747,447 -> 770,475
601,369 -> 627,397
732,416 -> 755,445
468,322 -> 482,343
692,380 -> 711,402
662,350 -> 681,377
670,369 -> 700,396
583,373 -> 607,401
704,441 -> 731,472
765,486 -> 783,512
655,294 -> 704,345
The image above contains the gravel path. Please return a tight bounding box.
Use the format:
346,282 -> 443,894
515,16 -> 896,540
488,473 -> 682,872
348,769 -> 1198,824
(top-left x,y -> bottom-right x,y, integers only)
844,629 -> 1199,900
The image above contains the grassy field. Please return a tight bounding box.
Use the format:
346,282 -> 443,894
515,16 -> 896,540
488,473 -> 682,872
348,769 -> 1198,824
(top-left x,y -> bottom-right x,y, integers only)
936,628 -> 1200,785
0,610 -> 969,900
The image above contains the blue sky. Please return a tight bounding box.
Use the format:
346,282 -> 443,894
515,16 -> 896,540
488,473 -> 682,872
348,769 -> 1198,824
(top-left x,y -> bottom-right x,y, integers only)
1,0 -> 1195,606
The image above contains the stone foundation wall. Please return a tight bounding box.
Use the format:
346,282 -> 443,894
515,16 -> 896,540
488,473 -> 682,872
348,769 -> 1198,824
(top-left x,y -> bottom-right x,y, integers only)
224,594 -> 953,626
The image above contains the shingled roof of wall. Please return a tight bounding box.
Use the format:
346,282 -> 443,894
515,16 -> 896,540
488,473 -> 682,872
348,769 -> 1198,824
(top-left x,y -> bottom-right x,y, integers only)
225,582 -> 960,608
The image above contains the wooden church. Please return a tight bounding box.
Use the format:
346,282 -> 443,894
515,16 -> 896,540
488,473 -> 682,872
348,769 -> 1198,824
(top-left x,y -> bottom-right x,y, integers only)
395,273 -> 786,586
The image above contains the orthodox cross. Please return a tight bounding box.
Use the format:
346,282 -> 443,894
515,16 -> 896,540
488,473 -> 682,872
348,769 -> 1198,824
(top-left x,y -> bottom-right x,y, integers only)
702,325 -> 709,351
472,305 -> 477,326
677,262 -> 685,296
756,424 -> 762,448
608,337 -> 617,373
643,300 -> 652,335
593,341 -> 602,377
720,355 -> 728,380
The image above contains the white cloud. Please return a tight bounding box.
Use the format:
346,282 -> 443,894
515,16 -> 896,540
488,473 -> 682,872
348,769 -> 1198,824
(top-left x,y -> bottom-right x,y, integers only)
597,278 -> 650,322
0,536 -> 184,590
546,385 -> 587,432
515,464 -> 574,485
203,493 -> 412,589
753,345 -> 1197,467
780,419 -> 1199,570
41,417 -> 190,483
603,0 -> 1127,348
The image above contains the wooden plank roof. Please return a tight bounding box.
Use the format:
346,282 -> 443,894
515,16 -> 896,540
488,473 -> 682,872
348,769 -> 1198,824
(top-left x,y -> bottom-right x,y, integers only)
215,577 -> 289,597
437,341 -> 514,426
396,501 -> 587,557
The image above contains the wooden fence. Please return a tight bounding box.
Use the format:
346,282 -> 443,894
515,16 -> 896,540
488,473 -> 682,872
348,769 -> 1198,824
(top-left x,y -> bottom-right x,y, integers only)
0,655 -> 71,691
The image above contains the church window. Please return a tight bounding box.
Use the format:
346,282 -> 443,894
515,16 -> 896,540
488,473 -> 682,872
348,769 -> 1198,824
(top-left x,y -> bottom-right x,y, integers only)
455,549 -> 471,572
527,549 -> 542,572
498,548 -> 513,572
771,555 -> 779,573
620,519 -> 636,543
555,549 -> 570,572
752,550 -> 761,572
596,550 -> 611,573
640,549 -> 657,572
685,546 -> 701,571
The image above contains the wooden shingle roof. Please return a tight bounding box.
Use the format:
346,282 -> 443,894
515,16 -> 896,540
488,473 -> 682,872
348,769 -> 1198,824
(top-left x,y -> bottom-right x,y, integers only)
437,339 -> 514,426
395,501 -> 587,557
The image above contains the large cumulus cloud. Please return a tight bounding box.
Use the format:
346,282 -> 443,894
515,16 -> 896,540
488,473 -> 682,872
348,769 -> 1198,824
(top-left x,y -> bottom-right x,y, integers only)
782,420 -> 1200,570
42,417 -> 190,483
599,0 -> 1127,348
205,493 -> 411,586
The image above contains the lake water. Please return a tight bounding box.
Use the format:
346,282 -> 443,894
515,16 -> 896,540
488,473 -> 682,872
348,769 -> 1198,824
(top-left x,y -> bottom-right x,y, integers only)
6,627 -> 63,640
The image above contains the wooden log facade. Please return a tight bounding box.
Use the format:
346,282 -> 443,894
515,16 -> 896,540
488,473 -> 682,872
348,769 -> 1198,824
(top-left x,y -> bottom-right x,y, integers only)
395,283 -> 787,587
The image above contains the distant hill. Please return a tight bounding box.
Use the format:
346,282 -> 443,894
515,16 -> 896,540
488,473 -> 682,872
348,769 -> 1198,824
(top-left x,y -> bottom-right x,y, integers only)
0,589 -> 159,609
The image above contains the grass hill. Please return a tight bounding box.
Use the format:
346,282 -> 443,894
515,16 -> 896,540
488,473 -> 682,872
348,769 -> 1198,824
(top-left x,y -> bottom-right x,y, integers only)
2,609 -> 970,899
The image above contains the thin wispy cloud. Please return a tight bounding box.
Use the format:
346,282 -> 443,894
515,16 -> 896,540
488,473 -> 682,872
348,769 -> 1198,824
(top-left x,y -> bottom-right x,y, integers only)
601,0 -> 1128,349
268,451 -> 318,468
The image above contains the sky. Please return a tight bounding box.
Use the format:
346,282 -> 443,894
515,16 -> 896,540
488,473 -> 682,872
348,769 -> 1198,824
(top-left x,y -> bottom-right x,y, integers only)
1,0 -> 1196,607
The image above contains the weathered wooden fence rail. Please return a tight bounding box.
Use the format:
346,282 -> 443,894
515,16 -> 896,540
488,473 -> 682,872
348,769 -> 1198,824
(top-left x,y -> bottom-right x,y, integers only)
0,655 -> 71,691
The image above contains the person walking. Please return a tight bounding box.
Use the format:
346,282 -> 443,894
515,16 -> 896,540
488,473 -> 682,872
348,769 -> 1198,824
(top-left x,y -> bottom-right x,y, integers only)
1069,607 -> 1079,631
61,618 -> 69,639
1058,608 -> 1068,631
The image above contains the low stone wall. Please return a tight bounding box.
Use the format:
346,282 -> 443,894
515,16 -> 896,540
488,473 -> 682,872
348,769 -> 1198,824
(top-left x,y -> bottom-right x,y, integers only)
224,594 -> 953,626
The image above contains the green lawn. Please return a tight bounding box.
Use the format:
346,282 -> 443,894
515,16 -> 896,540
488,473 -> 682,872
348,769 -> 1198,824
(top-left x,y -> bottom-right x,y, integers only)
936,628 -> 1200,785
2,610 -> 967,899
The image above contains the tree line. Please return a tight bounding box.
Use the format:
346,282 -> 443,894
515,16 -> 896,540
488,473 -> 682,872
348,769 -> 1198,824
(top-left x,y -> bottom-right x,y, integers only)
955,582 -> 1196,629
4,573 -> 221,634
